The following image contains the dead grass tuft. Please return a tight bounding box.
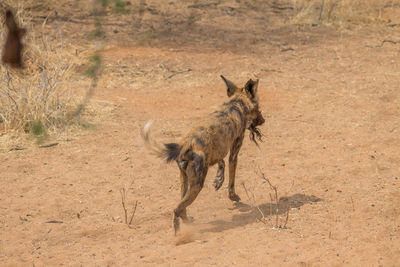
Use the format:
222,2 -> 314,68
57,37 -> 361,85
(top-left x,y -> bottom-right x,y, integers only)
289,0 -> 397,28
0,2 -> 111,147
0,4 -> 78,141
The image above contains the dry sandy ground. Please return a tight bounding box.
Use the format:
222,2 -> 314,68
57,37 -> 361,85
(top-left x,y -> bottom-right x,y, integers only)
1,1 -> 400,266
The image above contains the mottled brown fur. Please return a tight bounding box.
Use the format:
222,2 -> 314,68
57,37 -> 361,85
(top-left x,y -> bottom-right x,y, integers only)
2,10 -> 26,68
141,76 -> 265,234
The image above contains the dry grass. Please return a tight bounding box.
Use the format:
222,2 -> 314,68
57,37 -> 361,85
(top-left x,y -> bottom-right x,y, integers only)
0,1 -> 110,146
0,3 -> 77,141
0,35 -> 74,132
289,0 -> 398,28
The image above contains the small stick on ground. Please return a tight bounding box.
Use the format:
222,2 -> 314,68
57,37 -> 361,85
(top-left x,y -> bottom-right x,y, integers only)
39,142 -> 59,148
128,200 -> 138,225
269,193 -> 274,227
46,220 -> 63,223
283,206 -> 290,229
120,188 -> 128,224
166,68 -> 192,79
255,166 -> 291,229
120,187 -> 138,226
274,186 -> 279,227
367,39 -> 400,48
242,182 -> 266,224
318,0 -> 325,24
257,167 -> 279,227
9,147 -> 26,151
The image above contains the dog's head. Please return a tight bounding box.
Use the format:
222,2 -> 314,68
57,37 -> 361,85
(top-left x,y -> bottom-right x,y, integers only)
220,75 -> 265,145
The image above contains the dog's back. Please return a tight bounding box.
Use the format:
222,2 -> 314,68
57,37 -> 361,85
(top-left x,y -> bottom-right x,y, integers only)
179,94 -> 255,166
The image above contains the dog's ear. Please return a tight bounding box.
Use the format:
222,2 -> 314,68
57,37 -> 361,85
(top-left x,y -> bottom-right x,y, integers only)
220,75 -> 239,97
244,79 -> 259,102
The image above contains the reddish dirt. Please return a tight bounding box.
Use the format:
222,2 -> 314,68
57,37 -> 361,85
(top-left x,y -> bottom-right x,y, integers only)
1,1 -> 400,266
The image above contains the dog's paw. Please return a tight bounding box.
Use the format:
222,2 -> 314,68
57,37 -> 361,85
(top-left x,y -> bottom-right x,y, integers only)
229,192 -> 241,202
213,176 -> 224,191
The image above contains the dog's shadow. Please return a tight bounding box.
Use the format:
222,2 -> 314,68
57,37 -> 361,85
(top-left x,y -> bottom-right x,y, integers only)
201,193 -> 321,233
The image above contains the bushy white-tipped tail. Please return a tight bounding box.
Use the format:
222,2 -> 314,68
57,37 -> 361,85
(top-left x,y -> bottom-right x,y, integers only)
140,120 -> 180,162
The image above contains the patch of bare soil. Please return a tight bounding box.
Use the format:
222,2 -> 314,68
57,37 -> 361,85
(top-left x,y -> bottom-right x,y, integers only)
1,1 -> 399,266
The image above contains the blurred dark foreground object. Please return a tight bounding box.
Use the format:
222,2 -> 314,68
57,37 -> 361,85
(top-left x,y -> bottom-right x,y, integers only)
2,9 -> 26,68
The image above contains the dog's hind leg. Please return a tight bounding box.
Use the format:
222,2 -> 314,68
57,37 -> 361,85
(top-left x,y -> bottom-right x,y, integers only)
213,160 -> 225,190
173,159 -> 208,235
228,136 -> 244,202
178,166 -> 194,223
173,183 -> 202,235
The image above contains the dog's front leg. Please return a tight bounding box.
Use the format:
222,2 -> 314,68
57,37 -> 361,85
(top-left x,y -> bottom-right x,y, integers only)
228,136 -> 244,202
213,160 -> 225,190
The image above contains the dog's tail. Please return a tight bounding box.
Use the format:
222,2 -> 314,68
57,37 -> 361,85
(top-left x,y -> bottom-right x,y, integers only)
140,120 -> 181,162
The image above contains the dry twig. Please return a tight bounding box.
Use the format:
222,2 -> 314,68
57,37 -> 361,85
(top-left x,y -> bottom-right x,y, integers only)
120,188 -> 128,224
283,208 -> 290,228
367,39 -> 400,48
318,0 -> 325,24
119,187 -> 138,226
255,166 -> 290,229
166,68 -> 192,79
242,182 -> 266,224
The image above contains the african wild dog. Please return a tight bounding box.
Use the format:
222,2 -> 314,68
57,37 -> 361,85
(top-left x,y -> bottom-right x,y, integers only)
2,10 -> 26,68
141,75 -> 265,234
